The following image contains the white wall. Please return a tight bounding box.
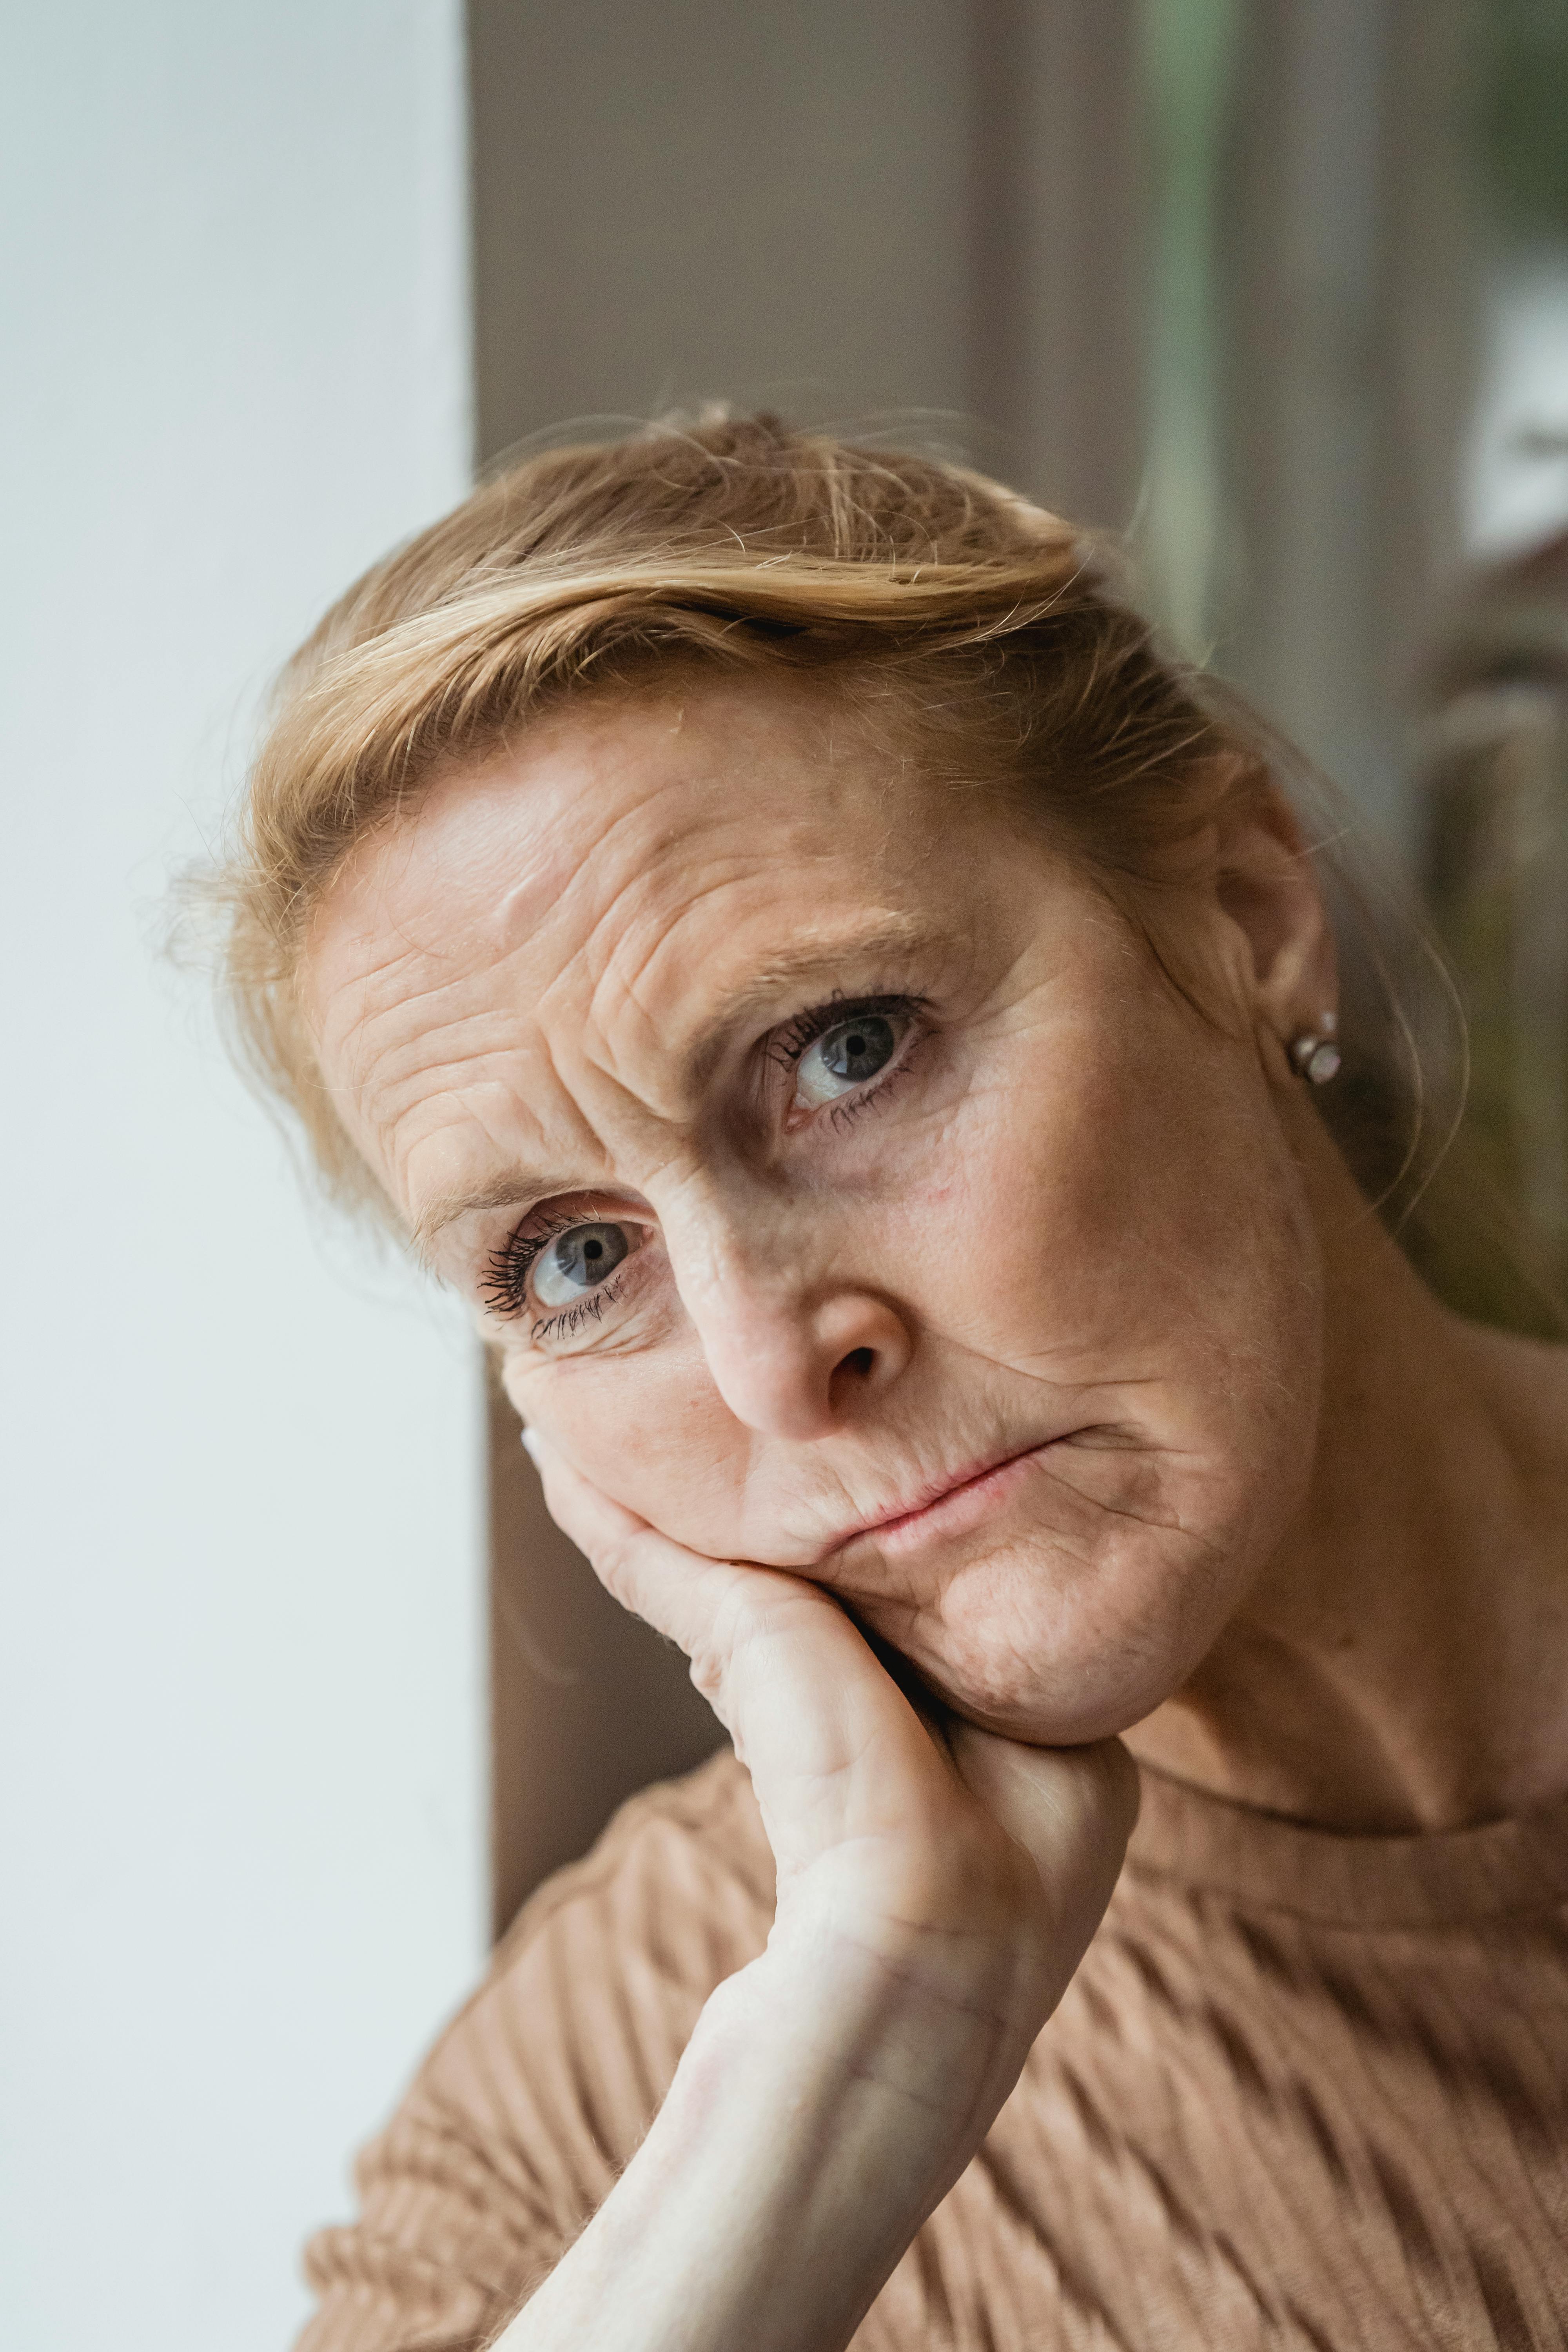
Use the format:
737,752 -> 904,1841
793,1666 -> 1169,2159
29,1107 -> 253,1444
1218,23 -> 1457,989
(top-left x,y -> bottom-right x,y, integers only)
0,8 -> 482,2348
1465,254 -> 1568,559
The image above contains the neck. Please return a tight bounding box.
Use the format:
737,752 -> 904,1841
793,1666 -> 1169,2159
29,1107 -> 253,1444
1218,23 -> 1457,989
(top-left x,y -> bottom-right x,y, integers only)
1125,1123 -> 1568,1833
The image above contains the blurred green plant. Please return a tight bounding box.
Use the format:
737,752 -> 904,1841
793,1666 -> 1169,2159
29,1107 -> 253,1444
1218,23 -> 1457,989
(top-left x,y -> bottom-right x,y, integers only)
1475,0 -> 1568,242
1412,550 -> 1568,1337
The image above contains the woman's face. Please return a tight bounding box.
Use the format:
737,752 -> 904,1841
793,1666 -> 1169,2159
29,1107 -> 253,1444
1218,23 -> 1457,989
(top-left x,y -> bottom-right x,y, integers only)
306,676 -> 1327,1742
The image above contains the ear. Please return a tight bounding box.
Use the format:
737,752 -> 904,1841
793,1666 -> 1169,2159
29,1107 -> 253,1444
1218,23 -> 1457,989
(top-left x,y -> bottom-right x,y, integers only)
1209,783 -> 1338,1072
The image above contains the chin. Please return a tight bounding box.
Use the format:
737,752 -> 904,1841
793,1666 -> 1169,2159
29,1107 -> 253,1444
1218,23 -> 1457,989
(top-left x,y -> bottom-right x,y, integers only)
844,1518 -> 1256,1749
816,1419 -> 1302,1747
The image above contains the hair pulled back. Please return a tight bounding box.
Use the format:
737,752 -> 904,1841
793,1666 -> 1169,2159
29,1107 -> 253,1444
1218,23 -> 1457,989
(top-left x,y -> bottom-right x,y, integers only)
216,410 -> 1457,1255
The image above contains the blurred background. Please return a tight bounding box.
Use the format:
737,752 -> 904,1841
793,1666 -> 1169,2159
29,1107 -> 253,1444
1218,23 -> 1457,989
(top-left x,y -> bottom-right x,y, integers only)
4,5 -> 1566,2346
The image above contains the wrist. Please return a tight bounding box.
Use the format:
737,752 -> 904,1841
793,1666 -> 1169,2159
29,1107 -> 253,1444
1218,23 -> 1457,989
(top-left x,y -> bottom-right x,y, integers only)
758,1888 -> 1040,2107
663,1907 -> 1029,2231
505,1922 -> 1027,2352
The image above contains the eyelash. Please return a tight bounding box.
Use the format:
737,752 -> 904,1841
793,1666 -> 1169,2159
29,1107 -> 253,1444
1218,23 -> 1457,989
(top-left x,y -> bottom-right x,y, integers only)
479,990 -> 930,1330
767,991 -> 917,1066
479,1209 -> 579,1325
527,1272 -> 631,1347
772,991 -> 929,1130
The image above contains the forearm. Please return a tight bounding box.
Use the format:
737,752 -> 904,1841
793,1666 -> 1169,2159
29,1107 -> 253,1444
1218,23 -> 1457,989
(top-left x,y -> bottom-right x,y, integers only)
495,1915 -> 1025,2352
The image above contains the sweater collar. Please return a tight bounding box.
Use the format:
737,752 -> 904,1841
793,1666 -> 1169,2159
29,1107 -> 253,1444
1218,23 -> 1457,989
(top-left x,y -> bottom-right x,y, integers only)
1126,1763 -> 1568,1927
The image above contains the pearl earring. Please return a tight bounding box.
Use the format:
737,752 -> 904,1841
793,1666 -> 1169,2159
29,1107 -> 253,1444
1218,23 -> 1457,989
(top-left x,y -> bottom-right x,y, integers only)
1289,1011 -> 1341,1085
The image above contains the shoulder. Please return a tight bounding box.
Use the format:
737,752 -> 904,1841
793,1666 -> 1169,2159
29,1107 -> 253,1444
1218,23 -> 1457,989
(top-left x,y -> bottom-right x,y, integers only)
409,1744 -> 771,2166
296,1749 -> 771,2351
425,1743 -> 774,2196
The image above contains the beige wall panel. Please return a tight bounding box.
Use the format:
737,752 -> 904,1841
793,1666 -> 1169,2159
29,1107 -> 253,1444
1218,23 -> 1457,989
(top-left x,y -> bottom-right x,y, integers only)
971,0 -> 1144,530
471,0 -> 977,460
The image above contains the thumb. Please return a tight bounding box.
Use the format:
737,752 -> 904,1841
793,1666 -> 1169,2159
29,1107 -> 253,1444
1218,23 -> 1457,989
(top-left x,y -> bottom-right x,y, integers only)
948,1728 -> 1140,1993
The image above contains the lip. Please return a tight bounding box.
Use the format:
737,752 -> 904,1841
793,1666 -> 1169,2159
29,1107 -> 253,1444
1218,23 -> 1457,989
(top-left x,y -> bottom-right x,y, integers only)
818,1438 -> 1070,1563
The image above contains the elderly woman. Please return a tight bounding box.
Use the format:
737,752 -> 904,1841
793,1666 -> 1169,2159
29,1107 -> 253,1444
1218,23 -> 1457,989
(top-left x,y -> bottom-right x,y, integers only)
223,417 -> 1568,2352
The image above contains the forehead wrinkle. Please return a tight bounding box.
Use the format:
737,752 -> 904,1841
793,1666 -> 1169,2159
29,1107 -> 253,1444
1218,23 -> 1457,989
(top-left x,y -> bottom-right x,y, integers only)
594,906 -> 949,1100
334,980 -> 521,1151
403,1118 -> 609,1262
571,856 -> 768,1095
345,971 -> 494,1069
314,940 -> 432,1080
495,753 -> 741,965
327,952 -> 572,1201
353,975 -> 525,1093
564,767 -> 931,1034
331,869 -> 569,1073
549,721 -> 884,989
405,1087 -> 685,1266
566,828 -> 760,991
321,897 -> 517,1059
394,1080 -> 601,1230
401,1004 -> 671,1259
323,826 -> 505,1008
350,934 -> 683,1216
361,1041 -> 525,1166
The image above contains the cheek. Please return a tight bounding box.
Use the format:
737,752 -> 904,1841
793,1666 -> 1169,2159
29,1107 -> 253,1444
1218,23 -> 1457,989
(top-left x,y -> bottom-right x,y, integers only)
971,1006 -> 1318,1388
898,1061 -> 1171,1373
839,1052 -> 1325,1738
858,1420 -> 1313,1744
501,1336 -> 749,1545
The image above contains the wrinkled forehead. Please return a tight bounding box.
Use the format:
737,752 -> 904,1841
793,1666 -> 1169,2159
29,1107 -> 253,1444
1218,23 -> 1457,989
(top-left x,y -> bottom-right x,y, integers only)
300,677 -> 952,1080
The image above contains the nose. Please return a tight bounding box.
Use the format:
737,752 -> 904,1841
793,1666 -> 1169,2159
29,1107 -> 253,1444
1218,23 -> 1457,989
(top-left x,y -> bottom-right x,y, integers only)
686,1261 -> 915,1441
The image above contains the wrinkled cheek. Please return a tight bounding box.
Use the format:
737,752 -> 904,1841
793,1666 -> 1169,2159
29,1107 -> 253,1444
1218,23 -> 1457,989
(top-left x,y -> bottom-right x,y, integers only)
849,1543 -> 1203,1742
839,1447 -> 1276,1742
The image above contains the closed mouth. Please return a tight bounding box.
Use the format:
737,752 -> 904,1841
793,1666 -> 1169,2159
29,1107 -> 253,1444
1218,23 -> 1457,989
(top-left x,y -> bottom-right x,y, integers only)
818,1437 -> 1068,1563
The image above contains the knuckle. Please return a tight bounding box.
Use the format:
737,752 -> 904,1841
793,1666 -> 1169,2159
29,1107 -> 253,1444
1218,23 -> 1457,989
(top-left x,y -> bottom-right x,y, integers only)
591,1530 -> 642,1604
686,1646 -> 728,1704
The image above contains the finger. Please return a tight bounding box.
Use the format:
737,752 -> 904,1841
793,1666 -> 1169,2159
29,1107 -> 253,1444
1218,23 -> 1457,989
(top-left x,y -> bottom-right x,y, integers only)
524,1427 -> 872,1735
523,1426 -> 760,1642
947,1727 -> 1139,1971
523,1430 -> 971,1868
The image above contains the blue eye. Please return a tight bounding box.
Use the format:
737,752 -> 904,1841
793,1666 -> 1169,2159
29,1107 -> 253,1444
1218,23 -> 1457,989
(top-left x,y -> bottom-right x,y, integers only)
793,1013 -> 902,1107
532,1221 -> 634,1307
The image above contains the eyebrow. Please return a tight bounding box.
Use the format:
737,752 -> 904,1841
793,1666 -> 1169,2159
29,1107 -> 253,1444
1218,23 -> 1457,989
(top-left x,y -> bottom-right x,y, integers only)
410,1169 -> 570,1264
681,915 -> 941,1084
408,913 -> 950,1260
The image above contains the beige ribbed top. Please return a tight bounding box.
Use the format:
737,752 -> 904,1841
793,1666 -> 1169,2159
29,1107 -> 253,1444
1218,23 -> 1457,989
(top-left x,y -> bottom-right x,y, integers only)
297,1751 -> 1568,2350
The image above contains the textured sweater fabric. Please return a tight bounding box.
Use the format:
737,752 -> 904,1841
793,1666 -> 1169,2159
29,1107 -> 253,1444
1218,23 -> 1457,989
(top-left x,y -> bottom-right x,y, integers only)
296,1750 -> 1568,2351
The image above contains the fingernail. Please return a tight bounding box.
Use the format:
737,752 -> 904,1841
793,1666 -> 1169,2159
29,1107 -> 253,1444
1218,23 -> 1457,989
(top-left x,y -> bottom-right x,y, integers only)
519,1427 -> 544,1466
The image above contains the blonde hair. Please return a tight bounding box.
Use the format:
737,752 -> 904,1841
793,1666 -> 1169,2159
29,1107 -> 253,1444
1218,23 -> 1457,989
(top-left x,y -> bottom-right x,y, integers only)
216,411 -> 1460,1262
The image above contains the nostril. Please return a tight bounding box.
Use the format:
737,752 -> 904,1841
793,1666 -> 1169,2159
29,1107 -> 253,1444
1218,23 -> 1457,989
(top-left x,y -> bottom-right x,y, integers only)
838,1346 -> 876,1379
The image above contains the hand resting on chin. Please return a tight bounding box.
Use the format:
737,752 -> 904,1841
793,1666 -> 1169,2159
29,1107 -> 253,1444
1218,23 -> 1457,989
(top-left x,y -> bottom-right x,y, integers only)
497,1433 -> 1138,2352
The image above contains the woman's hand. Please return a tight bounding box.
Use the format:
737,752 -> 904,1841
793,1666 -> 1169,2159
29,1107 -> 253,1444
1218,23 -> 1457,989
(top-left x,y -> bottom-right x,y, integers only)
502,1435 -> 1138,2352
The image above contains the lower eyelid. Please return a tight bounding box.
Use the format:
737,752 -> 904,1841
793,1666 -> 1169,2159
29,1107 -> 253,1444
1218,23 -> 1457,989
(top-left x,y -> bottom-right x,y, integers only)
831,1060 -> 916,1125
526,1246 -> 655,1348
788,1019 -> 928,1128
529,1269 -> 625,1345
